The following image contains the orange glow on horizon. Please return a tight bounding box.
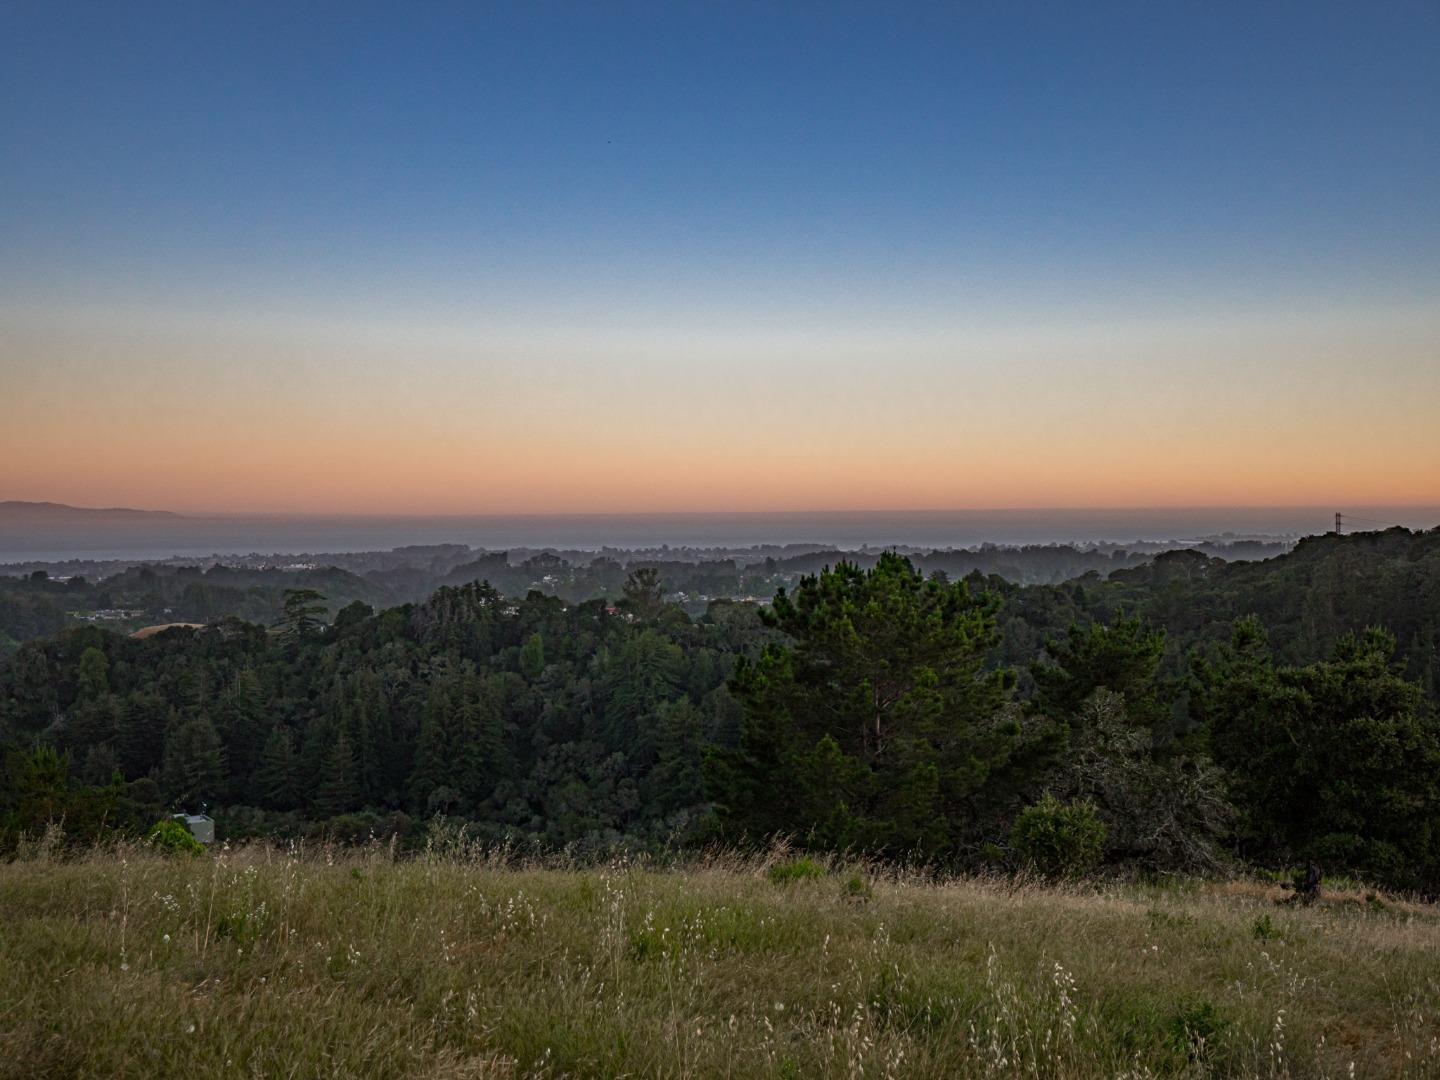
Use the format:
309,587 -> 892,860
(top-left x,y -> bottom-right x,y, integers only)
3,304 -> 1437,516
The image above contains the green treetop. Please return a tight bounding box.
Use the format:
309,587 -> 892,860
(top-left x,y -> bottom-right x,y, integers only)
710,552 -> 1025,857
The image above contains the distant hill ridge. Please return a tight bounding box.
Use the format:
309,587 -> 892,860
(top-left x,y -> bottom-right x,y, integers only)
0,501 -> 183,521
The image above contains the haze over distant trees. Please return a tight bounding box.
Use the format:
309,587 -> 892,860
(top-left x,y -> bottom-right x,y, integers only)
0,535 -> 1294,659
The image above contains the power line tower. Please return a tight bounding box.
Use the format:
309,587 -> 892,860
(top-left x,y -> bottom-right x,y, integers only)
1335,511 -> 1343,535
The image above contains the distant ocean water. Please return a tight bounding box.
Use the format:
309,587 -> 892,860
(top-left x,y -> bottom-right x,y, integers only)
3,507 -> 1437,563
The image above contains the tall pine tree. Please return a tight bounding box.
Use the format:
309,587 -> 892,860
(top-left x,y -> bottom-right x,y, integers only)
709,552 -> 1026,857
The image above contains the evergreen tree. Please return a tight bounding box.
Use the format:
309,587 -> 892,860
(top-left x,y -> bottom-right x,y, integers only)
342,668 -> 391,806
453,673 -> 504,806
315,730 -> 360,817
621,568 -> 666,619
277,589 -> 327,643
408,666 -> 461,812
1031,613 -> 1170,735
67,695 -> 123,757
598,630 -> 684,757
215,668 -> 268,796
406,663 -> 503,812
4,745 -> 69,828
710,552 -> 1024,857
519,632 -> 546,680
80,742 -> 121,786
256,724 -> 302,809
408,706 -> 452,813
76,646 -> 110,700
1194,620 -> 1440,892
117,691 -> 169,780
644,698 -> 707,818
161,715 -> 225,808
332,600 -> 374,632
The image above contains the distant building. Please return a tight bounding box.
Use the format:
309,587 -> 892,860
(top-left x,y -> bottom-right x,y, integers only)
171,813 -> 215,844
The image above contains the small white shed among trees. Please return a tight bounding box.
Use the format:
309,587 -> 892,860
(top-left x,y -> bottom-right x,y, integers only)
171,813 -> 214,844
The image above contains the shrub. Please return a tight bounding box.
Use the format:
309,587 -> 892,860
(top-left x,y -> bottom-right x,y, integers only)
1251,913 -> 1278,940
767,856 -> 825,884
146,819 -> 204,856
312,811 -> 416,846
1146,907 -> 1195,930
1166,999 -> 1229,1063
1010,794 -> 1105,879
840,873 -> 873,902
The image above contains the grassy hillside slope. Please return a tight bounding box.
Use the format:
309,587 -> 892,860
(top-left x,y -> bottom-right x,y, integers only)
2,844 -> 1438,1078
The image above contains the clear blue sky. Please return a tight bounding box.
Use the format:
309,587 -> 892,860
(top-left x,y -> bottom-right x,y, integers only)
2,2 -> 1437,513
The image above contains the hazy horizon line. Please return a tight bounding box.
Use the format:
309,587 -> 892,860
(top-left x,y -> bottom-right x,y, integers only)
11,499 -> 1440,520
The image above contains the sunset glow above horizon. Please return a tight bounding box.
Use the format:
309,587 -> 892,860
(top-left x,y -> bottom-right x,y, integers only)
3,3 -> 1438,516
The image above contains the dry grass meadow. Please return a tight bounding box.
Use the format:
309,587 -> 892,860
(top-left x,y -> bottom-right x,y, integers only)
2,835 -> 1439,1078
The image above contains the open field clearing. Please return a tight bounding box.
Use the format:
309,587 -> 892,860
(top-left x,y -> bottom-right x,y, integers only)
2,844 -> 1438,1078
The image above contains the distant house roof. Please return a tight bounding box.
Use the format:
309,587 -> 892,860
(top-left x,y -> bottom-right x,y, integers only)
131,623 -> 204,638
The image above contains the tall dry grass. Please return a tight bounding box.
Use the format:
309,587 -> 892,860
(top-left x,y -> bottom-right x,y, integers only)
2,836 -> 1438,1078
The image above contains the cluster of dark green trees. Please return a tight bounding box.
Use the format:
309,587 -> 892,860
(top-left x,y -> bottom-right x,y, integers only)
0,536 -> 1297,658
3,531 -> 1439,893
0,564 -> 393,660
709,553 -> 1439,891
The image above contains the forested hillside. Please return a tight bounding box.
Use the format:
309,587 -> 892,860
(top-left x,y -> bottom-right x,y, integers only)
3,528 -> 1438,892
983,526 -> 1440,698
0,537 -> 1290,659
0,564 -> 392,658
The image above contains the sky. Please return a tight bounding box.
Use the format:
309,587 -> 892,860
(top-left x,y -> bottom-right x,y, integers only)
1,2 -> 1437,516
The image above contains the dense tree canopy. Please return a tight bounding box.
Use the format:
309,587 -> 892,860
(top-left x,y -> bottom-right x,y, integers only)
3,529 -> 1439,892
710,553 -> 1029,856
1194,620 -> 1440,891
